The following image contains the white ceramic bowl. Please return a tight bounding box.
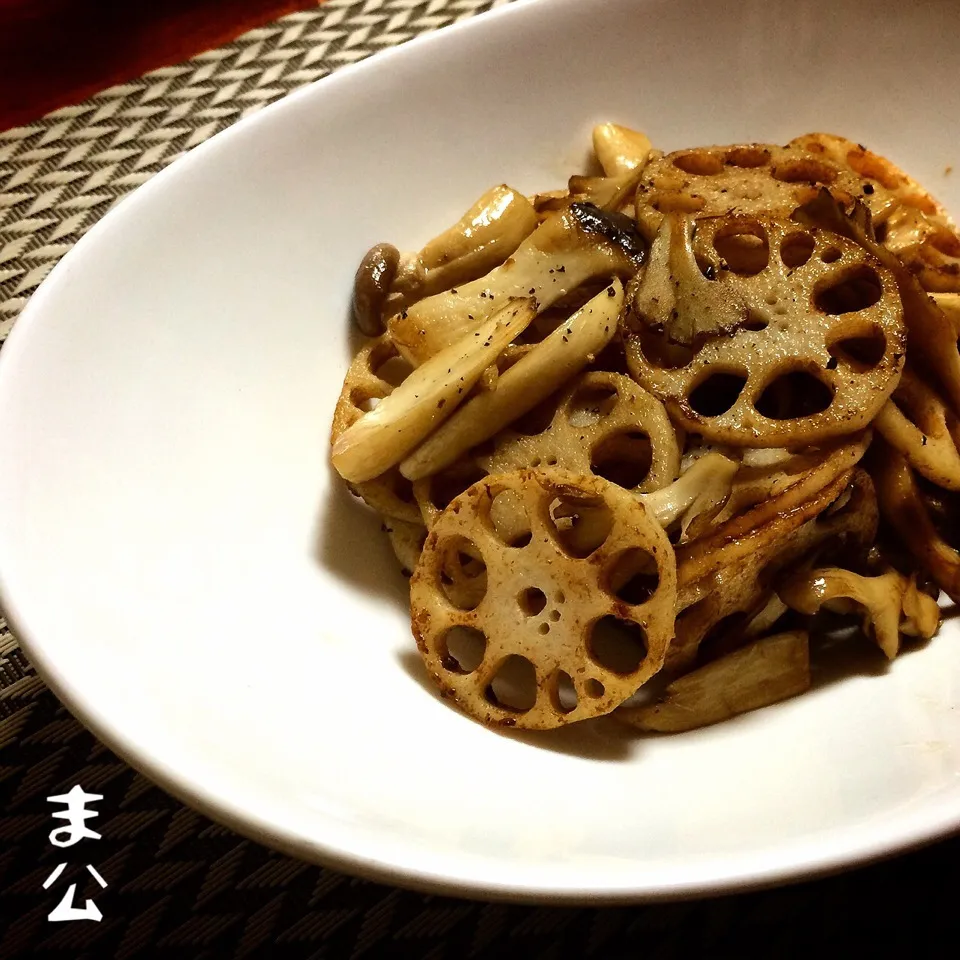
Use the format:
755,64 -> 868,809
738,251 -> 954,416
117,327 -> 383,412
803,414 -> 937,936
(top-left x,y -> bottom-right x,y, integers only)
1,0 -> 959,903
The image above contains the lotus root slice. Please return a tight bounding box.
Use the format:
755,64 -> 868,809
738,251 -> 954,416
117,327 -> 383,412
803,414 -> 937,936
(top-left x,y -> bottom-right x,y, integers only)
410,469 -> 677,729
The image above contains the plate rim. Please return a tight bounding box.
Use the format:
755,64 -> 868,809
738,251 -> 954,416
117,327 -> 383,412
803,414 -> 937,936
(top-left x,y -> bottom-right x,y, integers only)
0,0 -> 958,903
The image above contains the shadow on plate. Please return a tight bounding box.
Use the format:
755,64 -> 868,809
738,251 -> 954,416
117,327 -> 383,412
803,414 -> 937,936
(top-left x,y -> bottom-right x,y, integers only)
396,650 -> 639,762
313,472 -> 410,610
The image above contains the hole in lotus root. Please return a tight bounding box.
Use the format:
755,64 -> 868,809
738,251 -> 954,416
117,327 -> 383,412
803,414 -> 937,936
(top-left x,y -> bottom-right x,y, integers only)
546,490 -> 614,558
553,671 -> 578,714
423,461 -> 488,519
372,353 -> 413,388
487,654 -> 538,712
712,218 -> 770,275
488,488 -> 533,548
636,326 -> 696,369
440,626 -> 487,674
828,326 -> 887,372
672,151 -> 724,176
567,382 -> 619,428
437,535 -> 487,610
814,266 -> 883,315
845,149 -> 900,190
518,586 -> 547,617
605,548 -> 660,604
755,369 -> 834,420
510,395 -> 560,436
724,146 -> 771,168
696,255 -> 718,280
820,246 -> 842,264
743,309 -> 769,332
688,371 -> 748,417
590,430 -> 653,489
588,616 -> 648,675
583,678 -> 605,698
781,231 -> 815,268
772,158 -> 837,185
351,390 -> 381,413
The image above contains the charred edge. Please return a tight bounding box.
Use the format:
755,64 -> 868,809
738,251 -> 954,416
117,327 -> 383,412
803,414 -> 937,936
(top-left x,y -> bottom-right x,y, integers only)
569,201 -> 648,266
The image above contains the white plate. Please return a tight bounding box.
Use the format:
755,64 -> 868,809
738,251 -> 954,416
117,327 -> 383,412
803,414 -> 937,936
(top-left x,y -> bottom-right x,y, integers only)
1,0 -> 959,903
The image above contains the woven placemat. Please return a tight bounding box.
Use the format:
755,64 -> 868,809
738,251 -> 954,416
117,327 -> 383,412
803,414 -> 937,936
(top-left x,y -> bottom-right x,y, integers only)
1,1 -> 958,956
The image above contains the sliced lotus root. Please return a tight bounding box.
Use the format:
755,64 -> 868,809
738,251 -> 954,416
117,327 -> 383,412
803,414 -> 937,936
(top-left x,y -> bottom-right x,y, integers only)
331,334 -> 421,524
789,133 -> 960,293
875,367 -> 960,491
479,371 -> 680,495
635,142 -> 869,225
413,453 -> 491,529
382,517 -> 428,578
410,469 -> 677,729
624,213 -> 905,447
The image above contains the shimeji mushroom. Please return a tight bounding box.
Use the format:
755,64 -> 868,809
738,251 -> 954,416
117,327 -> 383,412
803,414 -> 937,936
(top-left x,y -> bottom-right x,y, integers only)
778,566 -> 940,659
618,631 -> 811,733
331,298 -> 535,483
592,123 -> 654,178
399,281 -> 624,481
389,204 -> 645,364
638,452 -> 739,538
385,185 -> 539,316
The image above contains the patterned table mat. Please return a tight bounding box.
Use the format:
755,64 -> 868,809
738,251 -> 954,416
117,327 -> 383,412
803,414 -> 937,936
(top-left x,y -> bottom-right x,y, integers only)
1,1 -> 958,956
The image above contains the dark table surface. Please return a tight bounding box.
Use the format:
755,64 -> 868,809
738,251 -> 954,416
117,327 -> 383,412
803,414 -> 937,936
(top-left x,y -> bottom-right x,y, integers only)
1,1 -> 958,956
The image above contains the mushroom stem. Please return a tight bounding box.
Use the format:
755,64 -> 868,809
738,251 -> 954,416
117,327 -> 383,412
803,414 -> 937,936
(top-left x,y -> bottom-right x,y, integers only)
332,298 -> 535,483
399,281 -> 624,480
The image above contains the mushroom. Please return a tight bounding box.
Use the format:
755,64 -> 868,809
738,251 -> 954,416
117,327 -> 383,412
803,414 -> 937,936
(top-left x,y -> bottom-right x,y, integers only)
389,204 -> 645,364
331,298 -> 535,483
638,452 -> 738,535
869,438 -> 960,601
618,630 -> 810,733
592,123 -> 654,177
399,280 -> 624,480
874,366 -> 960,491
386,184 -> 539,316
778,566 -> 940,659
352,243 -> 400,336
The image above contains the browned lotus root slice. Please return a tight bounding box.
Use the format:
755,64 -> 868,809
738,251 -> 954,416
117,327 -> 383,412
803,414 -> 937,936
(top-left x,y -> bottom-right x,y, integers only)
382,517 -> 427,577
870,440 -> 960,602
410,469 -> 677,729
668,469 -> 877,673
479,371 -> 680,495
331,335 -> 421,524
413,454 -> 490,529
624,214 -> 905,447
636,143 -> 868,223
790,133 -> 960,292
875,368 -> 960,491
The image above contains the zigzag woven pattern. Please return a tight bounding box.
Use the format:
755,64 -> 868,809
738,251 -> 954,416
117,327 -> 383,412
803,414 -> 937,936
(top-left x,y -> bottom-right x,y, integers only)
1,1 -> 959,956
0,0 -> 508,339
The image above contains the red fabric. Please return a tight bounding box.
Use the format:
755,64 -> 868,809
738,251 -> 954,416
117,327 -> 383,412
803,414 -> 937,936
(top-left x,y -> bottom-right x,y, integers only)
0,0 -> 320,131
